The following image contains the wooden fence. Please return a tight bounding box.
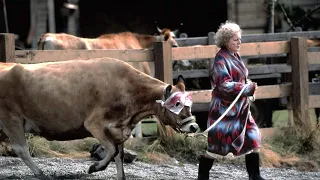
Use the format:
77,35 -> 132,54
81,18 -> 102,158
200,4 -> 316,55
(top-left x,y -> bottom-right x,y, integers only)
1,31 -> 320,136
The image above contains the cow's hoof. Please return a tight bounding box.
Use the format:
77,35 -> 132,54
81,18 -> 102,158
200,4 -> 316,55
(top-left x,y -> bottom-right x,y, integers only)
88,162 -> 99,174
34,170 -> 52,180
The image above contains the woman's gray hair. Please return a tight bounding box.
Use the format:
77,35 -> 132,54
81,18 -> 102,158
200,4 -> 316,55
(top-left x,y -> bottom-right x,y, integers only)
214,21 -> 243,48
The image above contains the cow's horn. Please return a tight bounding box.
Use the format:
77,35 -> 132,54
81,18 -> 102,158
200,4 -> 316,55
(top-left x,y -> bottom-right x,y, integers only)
157,26 -> 162,33
173,29 -> 179,36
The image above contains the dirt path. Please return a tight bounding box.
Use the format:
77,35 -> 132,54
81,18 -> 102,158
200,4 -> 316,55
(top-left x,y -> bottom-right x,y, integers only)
0,157 -> 319,180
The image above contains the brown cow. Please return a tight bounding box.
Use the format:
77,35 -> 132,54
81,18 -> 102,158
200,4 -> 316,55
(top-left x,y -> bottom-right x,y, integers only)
37,28 -> 188,137
0,58 -> 198,179
37,28 -> 181,77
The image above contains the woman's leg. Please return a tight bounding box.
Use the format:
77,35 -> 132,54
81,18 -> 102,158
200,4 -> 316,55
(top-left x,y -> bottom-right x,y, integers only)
245,151 -> 266,180
197,154 -> 214,180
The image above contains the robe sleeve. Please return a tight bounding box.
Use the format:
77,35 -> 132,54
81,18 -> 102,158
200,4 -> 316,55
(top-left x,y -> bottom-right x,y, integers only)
212,55 -> 256,98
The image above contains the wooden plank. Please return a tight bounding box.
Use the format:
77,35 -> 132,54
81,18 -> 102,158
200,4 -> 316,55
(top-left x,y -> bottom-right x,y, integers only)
290,37 -> 311,130
193,94 -> 320,112
175,31 -> 320,46
240,41 -> 289,56
173,64 -> 320,79
247,64 -> 291,74
227,0 -> 235,22
0,33 -> 15,62
173,69 -> 210,79
172,41 -> 289,61
172,45 -> 219,60
192,103 -> 210,112
188,84 -> 292,103
310,82 -> 320,95
248,73 -> 281,80
243,31 -> 320,42
309,95 -> 320,108
308,52 -> 320,64
255,84 -> 291,99
189,90 -> 211,103
238,15 -> 266,28
14,49 -> 153,63
237,3 -> 266,13
176,37 -> 208,47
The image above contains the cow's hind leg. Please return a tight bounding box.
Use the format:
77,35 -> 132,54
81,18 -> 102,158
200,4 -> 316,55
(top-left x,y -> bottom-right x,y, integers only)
114,143 -> 125,179
0,113 -> 46,179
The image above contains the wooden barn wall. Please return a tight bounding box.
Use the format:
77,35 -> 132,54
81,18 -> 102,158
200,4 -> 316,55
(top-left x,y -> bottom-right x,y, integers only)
278,0 -> 320,32
227,0 -> 268,34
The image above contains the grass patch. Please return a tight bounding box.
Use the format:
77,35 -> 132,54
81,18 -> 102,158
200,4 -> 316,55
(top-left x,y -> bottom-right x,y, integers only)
266,125 -> 320,171
26,135 -> 99,158
125,133 -> 207,164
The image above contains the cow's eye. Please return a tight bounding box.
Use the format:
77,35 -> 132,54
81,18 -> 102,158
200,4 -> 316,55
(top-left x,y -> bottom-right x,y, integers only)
175,102 -> 181,107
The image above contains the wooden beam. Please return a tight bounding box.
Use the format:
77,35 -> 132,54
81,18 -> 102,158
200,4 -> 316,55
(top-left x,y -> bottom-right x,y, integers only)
14,49 -> 153,63
290,37 -> 311,131
0,33 -> 15,62
193,94 -> 320,112
188,84 -> 292,103
172,45 -> 219,60
254,84 -> 291,99
173,64 -> 320,79
172,41 -> 289,60
308,52 -> 320,64
309,95 -> 320,108
153,41 -> 173,84
175,31 -> 320,46
240,41 -> 289,56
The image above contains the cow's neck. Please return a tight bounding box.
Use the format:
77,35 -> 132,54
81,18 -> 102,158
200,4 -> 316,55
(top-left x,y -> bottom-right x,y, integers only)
128,76 -> 168,122
134,34 -> 158,48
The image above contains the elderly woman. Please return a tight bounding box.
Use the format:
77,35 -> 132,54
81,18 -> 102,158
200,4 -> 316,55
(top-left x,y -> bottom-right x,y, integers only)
197,21 -> 266,180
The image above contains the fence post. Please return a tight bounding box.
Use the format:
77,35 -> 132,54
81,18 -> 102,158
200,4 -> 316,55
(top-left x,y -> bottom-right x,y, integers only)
153,41 -> 174,137
0,33 -> 15,62
153,41 -> 173,84
208,32 -> 215,68
290,37 -> 311,132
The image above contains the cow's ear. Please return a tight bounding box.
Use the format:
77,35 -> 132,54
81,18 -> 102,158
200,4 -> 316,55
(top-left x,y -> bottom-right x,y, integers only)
164,32 -> 170,41
164,85 -> 172,99
176,75 -> 186,85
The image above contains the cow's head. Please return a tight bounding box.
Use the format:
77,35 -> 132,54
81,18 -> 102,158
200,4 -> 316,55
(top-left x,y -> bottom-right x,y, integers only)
157,27 -> 192,69
156,75 -> 199,133
156,27 -> 179,48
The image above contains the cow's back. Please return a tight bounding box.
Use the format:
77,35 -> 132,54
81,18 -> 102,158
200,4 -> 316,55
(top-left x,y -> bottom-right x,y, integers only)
38,33 -> 88,50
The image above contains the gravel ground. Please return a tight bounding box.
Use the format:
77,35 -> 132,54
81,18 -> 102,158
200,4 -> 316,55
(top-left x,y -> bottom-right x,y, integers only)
0,157 -> 320,180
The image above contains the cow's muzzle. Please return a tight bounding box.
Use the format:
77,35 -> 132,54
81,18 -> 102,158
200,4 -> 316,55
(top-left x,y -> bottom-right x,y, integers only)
178,116 -> 198,133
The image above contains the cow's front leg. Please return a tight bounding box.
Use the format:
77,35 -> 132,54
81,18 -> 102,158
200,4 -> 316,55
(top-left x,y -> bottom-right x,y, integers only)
85,125 -> 117,174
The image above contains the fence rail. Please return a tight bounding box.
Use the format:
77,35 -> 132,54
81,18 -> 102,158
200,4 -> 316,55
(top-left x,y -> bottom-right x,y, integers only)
1,31 -> 320,134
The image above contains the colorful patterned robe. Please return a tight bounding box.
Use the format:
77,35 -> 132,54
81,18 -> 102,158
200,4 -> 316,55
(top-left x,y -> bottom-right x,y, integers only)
207,47 -> 261,157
